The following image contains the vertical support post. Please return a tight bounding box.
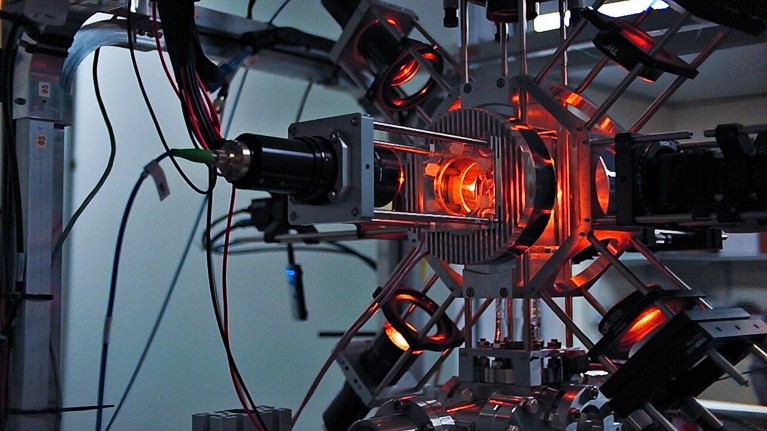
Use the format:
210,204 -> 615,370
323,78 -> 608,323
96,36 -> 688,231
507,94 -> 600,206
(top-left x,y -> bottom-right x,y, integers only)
464,297 -> 474,349
558,0 -> 568,87
8,122 -> 64,430
460,0 -> 470,85
6,43 -> 67,431
499,23 -> 509,77
517,0 -> 528,123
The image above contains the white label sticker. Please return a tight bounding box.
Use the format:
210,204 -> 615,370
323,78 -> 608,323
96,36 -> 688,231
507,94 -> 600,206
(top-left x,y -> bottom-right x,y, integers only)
38,82 -> 51,97
36,134 -> 48,148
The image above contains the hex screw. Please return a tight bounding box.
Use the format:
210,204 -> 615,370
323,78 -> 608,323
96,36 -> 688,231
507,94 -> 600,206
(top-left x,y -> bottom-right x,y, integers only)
392,400 -> 405,413
523,398 -> 539,414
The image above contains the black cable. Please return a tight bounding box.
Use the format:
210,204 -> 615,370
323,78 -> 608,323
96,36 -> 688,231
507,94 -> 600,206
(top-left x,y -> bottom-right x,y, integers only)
203,169 -> 268,431
325,241 -> 378,270
215,245 -> 378,271
1,21 -> 23,259
125,11 -> 208,195
95,152 -> 170,431
294,79 -> 313,122
1,22 -> 24,430
268,0 -> 294,25
201,210 -> 249,251
247,0 -> 257,19
221,69 -> 249,137
104,197 -> 207,431
182,64 -> 218,148
206,228 -> 378,271
49,338 -> 63,431
52,48 -> 116,260
287,242 -> 296,265
716,365 -> 767,382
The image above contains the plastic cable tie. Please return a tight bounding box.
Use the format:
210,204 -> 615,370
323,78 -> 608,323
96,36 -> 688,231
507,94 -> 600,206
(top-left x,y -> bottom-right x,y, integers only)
144,160 -> 170,201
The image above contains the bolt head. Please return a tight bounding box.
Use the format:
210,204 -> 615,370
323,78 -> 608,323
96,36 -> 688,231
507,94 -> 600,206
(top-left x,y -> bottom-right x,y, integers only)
523,398 -> 539,414
588,385 -> 600,399
392,400 -> 405,413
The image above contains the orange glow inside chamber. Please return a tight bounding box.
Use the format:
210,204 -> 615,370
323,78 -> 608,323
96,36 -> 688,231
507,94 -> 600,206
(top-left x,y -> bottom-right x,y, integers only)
384,321 -> 423,354
617,306 -> 666,350
616,300 -> 687,352
391,58 -> 421,87
430,156 -> 495,217
620,25 -> 654,53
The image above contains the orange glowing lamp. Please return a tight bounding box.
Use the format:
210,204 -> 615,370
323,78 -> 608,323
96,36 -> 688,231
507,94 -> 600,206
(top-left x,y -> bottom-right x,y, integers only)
579,8 -> 698,82
592,288 -> 698,360
616,306 -> 667,351
390,58 -> 420,87
430,156 -> 495,217
384,322 -> 423,354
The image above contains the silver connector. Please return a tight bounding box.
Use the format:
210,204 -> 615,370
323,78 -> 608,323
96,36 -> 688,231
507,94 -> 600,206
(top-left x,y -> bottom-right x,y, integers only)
211,140 -> 252,182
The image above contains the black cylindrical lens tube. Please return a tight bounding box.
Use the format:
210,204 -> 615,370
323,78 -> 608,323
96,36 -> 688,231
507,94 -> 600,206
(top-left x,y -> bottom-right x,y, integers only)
230,133 -> 337,204
373,148 -> 403,207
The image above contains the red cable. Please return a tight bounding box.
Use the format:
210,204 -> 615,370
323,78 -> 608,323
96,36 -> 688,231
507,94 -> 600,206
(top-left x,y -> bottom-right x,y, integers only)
195,73 -> 222,136
221,187 -> 265,431
151,3 -> 179,96
179,75 -> 209,149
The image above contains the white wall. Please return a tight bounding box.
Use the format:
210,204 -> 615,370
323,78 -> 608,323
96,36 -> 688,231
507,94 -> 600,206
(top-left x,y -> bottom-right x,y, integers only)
63,19 -> 372,431
62,2 -> 462,431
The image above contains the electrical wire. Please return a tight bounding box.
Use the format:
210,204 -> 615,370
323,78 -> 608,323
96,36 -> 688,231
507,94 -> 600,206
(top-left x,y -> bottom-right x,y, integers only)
223,187 -> 236,336
295,79 -> 313,122
217,245 -> 378,270
220,187 -> 265,431
715,365 -> 767,383
125,10 -> 208,194
247,0 -> 257,19
291,244 -> 425,426
0,21 -> 24,429
203,170 -> 268,431
95,151 -> 170,431
222,69 -> 249,137
52,48 -> 116,261
103,197 -> 207,431
151,2 -> 180,96
268,0 -> 294,25
202,207 -> 378,270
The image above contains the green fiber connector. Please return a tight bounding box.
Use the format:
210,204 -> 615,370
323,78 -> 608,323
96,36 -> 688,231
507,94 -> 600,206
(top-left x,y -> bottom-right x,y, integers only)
170,148 -> 214,164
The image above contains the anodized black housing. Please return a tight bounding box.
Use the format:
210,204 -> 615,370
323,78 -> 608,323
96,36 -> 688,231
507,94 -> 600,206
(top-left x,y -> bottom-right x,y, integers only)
231,133 -> 338,205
